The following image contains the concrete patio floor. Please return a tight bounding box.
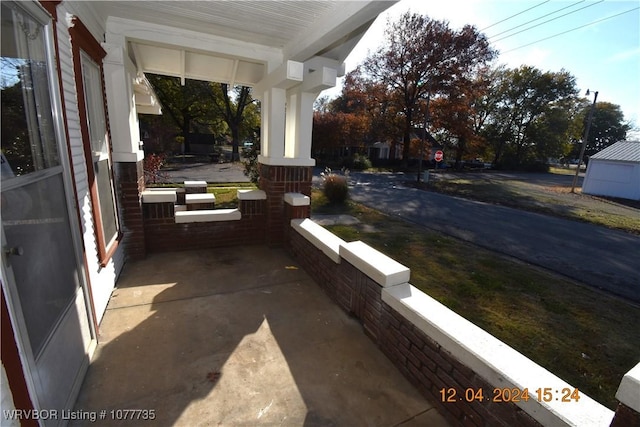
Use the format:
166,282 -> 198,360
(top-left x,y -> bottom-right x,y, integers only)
72,245 -> 450,426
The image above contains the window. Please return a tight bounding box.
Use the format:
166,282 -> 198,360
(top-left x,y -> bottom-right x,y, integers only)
1,2 -> 59,177
69,17 -> 119,266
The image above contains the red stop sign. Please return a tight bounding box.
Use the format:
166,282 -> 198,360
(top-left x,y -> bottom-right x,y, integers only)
434,150 -> 444,162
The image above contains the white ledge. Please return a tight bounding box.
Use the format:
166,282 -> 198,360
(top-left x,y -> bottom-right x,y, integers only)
616,362 -> 640,412
258,155 -> 316,167
339,241 -> 410,287
185,193 -> 216,204
112,150 -> 144,163
382,283 -> 614,427
141,190 -> 176,203
184,180 -> 207,188
284,193 -> 310,206
238,189 -> 266,200
291,218 -> 345,263
175,209 -> 241,223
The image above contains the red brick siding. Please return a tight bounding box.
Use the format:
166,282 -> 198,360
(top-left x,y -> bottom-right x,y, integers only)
114,161 -> 146,260
141,198 -> 266,253
259,164 -> 312,246
610,403 -> 640,427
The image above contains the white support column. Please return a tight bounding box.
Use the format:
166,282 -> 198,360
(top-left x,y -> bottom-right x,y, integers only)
259,87 -> 286,160
285,88 -> 316,161
257,58 -> 338,167
102,42 -> 143,163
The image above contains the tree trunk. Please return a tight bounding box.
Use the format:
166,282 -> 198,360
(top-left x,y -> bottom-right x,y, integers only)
401,112 -> 412,168
182,115 -> 191,153
230,124 -> 240,161
455,136 -> 466,169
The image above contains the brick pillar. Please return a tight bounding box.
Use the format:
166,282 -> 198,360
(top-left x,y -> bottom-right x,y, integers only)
611,363 -> 640,427
259,164 -> 312,247
114,161 -> 146,260
610,403 -> 640,427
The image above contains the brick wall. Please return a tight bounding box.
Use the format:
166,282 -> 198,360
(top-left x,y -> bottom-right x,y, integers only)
259,164 -> 312,246
610,403 -> 640,427
114,161 -> 146,260
379,302 -> 541,427
285,222 -> 629,427
142,198 -> 265,253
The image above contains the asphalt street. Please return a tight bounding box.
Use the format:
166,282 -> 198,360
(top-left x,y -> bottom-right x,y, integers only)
162,162 -> 639,302
340,171 -> 640,303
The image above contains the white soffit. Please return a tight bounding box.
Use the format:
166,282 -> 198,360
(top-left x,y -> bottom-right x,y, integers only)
129,41 -> 265,86
100,1 -> 397,86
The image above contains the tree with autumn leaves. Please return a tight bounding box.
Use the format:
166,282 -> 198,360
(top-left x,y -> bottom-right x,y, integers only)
313,12 -> 632,170
358,12 -> 496,167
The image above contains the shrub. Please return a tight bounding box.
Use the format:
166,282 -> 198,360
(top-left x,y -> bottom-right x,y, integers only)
241,142 -> 261,184
341,153 -> 372,171
144,153 -> 167,184
321,167 -> 349,204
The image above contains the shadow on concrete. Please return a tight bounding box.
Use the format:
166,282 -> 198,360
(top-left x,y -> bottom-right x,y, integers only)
72,246 -> 448,426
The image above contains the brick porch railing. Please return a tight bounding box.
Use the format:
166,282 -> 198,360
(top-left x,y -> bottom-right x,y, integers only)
282,194 -> 640,427
132,186 -> 639,426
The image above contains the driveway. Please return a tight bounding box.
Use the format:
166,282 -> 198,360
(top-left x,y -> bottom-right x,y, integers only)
339,171 -> 640,303
162,159 -> 250,183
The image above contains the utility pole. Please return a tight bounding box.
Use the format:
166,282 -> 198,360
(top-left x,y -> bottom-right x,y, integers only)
571,89 -> 598,193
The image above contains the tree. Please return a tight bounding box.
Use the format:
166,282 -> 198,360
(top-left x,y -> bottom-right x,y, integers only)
480,66 -> 579,168
312,68 -> 399,162
206,84 -> 258,161
145,75 -> 215,153
361,13 -> 497,166
571,101 -> 630,157
429,66 -> 493,167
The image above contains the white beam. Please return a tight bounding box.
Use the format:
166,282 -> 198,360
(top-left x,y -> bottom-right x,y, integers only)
229,59 -> 239,88
253,60 -> 304,96
304,56 -> 345,76
105,16 -> 283,70
301,66 -> 337,93
180,49 -> 185,86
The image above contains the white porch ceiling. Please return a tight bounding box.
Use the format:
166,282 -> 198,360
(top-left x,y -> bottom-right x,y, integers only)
97,1 -> 396,87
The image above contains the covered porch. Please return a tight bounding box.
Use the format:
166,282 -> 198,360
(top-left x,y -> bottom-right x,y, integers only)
71,245 -> 449,426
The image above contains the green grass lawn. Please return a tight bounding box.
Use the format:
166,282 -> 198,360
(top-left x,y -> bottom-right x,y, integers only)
146,182 -> 257,208
207,183 -> 257,208
312,189 -> 640,410
428,173 -> 640,234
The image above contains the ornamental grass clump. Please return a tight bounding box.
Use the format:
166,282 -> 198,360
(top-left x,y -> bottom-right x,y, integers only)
321,167 -> 349,204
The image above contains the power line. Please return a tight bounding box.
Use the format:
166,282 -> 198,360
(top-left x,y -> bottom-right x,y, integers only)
480,0 -> 550,32
492,0 -> 604,43
489,0 -> 585,39
502,6 -> 640,53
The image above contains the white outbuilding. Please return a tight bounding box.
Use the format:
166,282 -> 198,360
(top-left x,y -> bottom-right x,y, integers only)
582,140 -> 640,200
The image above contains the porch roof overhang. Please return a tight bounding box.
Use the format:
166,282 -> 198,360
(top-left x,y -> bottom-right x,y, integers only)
99,1 -> 396,106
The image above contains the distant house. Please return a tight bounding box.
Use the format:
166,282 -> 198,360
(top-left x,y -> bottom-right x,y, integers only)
367,130 -> 440,163
582,140 -> 640,200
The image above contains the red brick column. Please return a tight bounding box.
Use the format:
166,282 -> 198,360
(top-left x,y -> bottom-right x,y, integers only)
114,161 -> 146,260
259,164 -> 312,246
611,363 -> 640,427
610,404 -> 640,427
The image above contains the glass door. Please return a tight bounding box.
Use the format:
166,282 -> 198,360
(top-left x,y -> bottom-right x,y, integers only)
1,2 -> 95,421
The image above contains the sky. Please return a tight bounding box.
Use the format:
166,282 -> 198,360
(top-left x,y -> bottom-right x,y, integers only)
323,0 -> 640,139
